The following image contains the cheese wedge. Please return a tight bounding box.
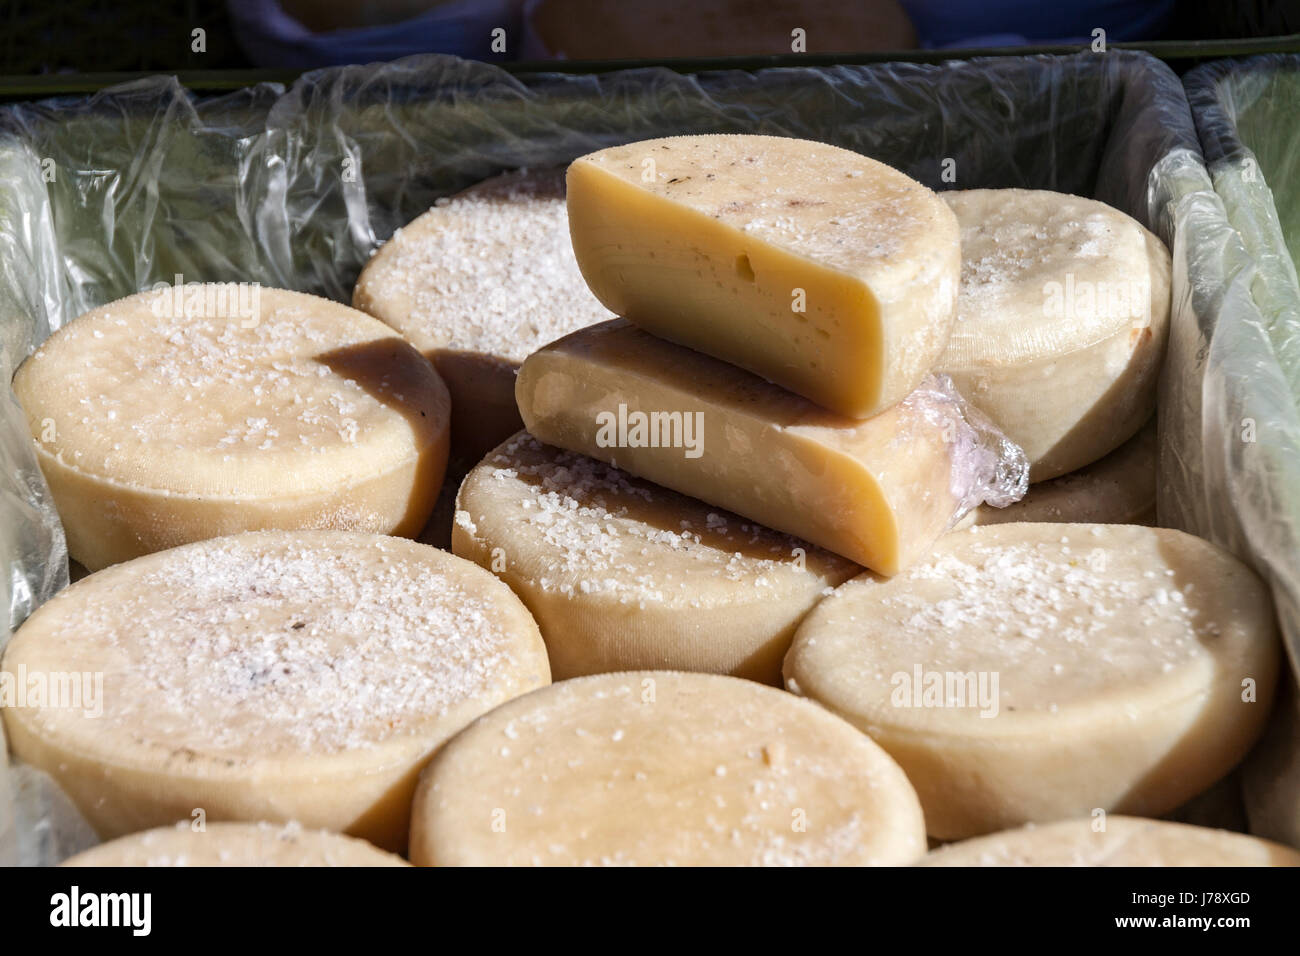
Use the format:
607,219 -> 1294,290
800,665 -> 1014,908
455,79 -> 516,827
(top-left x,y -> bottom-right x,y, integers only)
567,134 -> 959,418
62,821 -> 409,867
957,418 -> 1156,528
0,531 -> 550,851
516,320 -> 1024,575
783,523 -> 1279,840
13,286 -> 450,571
936,189 -> 1171,481
353,168 -> 612,460
919,816 -> 1300,866
410,671 -> 926,866
453,432 -> 859,683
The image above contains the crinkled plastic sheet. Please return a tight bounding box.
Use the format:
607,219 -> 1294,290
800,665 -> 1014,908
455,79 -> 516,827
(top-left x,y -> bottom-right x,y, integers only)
0,50 -> 1201,861
1182,56 -> 1300,847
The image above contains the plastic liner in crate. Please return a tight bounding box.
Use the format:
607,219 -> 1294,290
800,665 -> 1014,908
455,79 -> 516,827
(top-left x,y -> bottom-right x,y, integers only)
1184,55 -> 1300,850
0,50 -> 1227,862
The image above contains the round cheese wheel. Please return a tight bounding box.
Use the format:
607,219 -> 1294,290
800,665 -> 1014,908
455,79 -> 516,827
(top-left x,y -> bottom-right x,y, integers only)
353,168 -> 612,461
958,418 -> 1156,528
919,816 -> 1300,866
936,189 -> 1171,482
1,531 -> 549,851
410,671 -> 926,866
784,523 -> 1279,840
12,286 -> 449,571
1243,688 -> 1300,848
452,433 -> 859,684
62,821 -> 409,867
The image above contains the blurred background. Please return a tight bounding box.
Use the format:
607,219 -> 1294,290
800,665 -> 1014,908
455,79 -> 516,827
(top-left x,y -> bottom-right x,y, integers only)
0,0 -> 1296,75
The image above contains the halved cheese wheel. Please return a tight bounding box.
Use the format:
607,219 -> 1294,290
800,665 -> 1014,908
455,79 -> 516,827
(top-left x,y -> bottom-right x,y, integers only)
453,432 -> 859,683
62,821 -> 408,867
920,816 -> 1300,866
12,286 -> 449,571
410,671 -> 925,866
784,523 -> 1279,840
353,168 -> 613,460
567,135 -> 959,419
1,531 -> 549,851
936,189 -> 1171,481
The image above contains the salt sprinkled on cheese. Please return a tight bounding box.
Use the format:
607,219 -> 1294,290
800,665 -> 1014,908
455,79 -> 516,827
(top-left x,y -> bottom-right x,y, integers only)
353,168 -> 612,363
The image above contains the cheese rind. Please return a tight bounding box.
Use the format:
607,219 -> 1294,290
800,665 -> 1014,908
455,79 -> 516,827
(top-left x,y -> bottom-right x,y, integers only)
13,286 -> 450,570
452,432 -> 860,683
409,671 -> 926,866
353,169 -> 612,460
0,531 -> 550,851
567,134 -> 959,418
936,189 -> 1171,481
919,816 -> 1300,867
61,821 -> 410,867
783,523 -> 1279,840
959,418 -> 1156,528
516,320 -> 1025,576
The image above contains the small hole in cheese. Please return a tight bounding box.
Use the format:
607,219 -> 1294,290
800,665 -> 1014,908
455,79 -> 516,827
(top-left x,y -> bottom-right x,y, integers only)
735,253 -> 755,282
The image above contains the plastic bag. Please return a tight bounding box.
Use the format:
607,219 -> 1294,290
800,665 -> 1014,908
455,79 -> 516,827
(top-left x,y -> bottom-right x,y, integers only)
1182,55 -> 1300,847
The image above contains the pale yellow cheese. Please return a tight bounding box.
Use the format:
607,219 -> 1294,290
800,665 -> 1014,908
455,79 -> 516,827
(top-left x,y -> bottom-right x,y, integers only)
920,816 -> 1300,866
783,523 -> 1279,840
353,168 -> 612,461
936,189 -> 1171,481
410,671 -> 926,866
567,134 -> 959,418
13,286 -> 450,571
61,821 -> 409,867
958,418 -> 1156,528
0,531 -> 550,852
516,320 -> 1014,576
453,432 -> 859,683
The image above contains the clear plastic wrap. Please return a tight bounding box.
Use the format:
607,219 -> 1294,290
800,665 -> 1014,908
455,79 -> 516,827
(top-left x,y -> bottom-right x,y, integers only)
0,50 -> 1224,858
1182,56 -> 1300,847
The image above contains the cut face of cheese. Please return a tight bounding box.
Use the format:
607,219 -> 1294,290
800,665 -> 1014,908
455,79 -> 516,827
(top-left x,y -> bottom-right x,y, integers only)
567,134 -> 959,418
12,286 -> 450,571
0,531 -> 550,852
452,432 -> 860,684
783,523 -> 1280,840
61,821 -> 409,867
958,417 -> 1156,528
919,816 -> 1300,867
353,168 -> 614,461
516,320 -> 1025,576
409,671 -> 926,866
936,189 -> 1171,481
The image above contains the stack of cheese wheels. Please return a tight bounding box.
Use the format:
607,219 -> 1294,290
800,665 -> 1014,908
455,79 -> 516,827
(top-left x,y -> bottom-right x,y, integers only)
783,523 -> 1279,840
353,168 -> 613,461
12,286 -> 450,571
515,135 -> 994,580
409,672 -> 926,866
937,188 -> 1172,482
0,531 -> 550,851
919,817 -> 1300,867
453,432 -> 859,683
62,822 -> 409,867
